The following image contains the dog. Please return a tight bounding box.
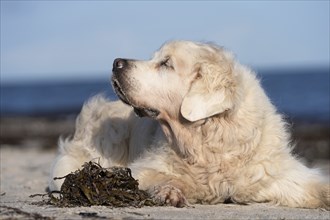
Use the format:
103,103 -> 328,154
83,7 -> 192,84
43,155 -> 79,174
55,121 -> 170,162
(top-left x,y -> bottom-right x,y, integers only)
49,40 -> 329,209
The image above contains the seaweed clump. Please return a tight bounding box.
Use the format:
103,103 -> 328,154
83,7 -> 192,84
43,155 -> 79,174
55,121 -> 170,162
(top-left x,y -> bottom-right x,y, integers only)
45,162 -> 160,207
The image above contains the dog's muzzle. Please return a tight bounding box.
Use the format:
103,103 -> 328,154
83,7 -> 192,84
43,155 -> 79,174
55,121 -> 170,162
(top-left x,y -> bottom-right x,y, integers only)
111,58 -> 160,118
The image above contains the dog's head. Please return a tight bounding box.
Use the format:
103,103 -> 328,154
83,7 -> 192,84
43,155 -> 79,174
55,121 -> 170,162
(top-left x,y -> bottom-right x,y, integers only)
112,41 -> 237,123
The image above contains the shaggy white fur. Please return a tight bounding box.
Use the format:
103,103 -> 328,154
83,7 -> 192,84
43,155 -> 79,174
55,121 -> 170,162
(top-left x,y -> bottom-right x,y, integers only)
49,41 -> 329,209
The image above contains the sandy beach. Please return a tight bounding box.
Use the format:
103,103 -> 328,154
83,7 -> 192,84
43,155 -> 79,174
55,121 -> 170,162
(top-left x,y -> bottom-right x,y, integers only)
1,116 -> 329,219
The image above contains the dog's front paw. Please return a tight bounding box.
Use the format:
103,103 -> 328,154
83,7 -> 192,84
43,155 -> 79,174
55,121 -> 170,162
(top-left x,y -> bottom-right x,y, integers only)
152,185 -> 188,207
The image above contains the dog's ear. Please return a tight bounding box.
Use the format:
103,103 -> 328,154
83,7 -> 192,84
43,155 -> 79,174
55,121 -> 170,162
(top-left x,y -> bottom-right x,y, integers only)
181,58 -> 235,122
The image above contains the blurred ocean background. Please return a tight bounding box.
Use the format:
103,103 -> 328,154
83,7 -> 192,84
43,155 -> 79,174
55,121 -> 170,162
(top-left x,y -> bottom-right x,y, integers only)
1,67 -> 329,124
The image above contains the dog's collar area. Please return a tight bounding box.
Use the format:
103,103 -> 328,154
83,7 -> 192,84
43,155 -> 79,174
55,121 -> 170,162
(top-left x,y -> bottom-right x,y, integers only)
133,107 -> 160,118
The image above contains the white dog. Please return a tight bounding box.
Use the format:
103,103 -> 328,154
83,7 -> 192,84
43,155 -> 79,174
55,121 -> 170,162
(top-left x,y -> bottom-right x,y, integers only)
49,41 -> 329,209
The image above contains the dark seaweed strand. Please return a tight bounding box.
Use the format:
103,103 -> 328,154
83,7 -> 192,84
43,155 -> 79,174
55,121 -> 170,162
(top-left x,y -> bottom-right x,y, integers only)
31,162 -> 162,207
0,205 -> 54,220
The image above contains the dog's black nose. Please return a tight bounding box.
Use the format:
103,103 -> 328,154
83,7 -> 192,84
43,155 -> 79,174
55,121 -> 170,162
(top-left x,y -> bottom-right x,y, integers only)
113,58 -> 126,70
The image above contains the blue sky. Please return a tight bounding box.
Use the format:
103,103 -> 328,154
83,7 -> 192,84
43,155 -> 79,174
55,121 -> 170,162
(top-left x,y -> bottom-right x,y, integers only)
1,1 -> 329,83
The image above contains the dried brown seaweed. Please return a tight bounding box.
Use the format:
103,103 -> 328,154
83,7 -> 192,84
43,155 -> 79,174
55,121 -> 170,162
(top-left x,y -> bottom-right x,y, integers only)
32,162 -> 162,208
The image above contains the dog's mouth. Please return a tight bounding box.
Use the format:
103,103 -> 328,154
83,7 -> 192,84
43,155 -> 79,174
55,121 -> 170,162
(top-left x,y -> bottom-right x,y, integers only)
111,77 -> 160,118
111,77 -> 130,105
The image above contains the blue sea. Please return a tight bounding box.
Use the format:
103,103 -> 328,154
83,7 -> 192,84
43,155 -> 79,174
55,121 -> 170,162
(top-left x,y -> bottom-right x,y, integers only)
1,67 -> 329,123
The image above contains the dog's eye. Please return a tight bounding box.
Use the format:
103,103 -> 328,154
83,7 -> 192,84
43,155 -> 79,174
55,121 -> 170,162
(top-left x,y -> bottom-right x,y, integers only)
160,57 -> 173,69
